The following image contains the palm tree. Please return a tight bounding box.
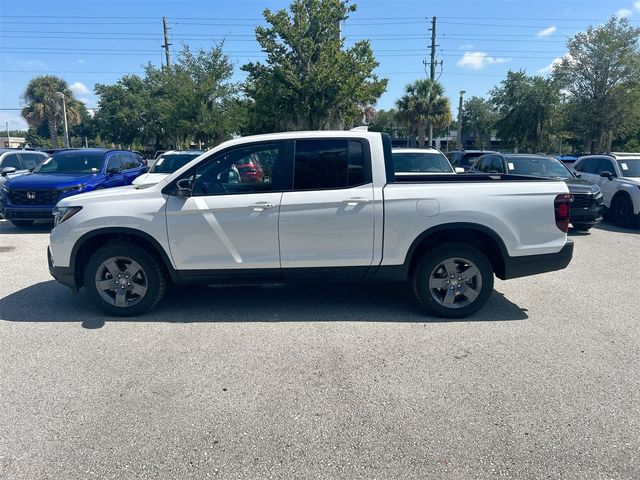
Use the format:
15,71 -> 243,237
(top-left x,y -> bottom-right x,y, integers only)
395,79 -> 452,148
21,76 -> 83,147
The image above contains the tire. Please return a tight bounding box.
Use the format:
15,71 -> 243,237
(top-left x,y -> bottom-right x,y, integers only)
10,220 -> 34,228
571,223 -> 592,232
412,243 -> 494,319
611,194 -> 636,228
84,242 -> 167,317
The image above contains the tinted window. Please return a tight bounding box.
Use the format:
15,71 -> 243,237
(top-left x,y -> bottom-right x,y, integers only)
393,151 -> 452,173
119,153 -> 138,170
106,154 -> 122,172
595,158 -> 615,175
18,153 -> 46,170
507,156 -> 572,178
35,151 -> 104,173
578,157 -> 600,174
617,159 -> 640,177
1,153 -> 21,169
293,139 -> 367,191
192,143 -> 280,196
461,153 -> 485,168
150,153 -> 201,174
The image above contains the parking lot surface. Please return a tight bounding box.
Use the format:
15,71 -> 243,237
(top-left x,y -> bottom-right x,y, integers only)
0,219 -> 638,479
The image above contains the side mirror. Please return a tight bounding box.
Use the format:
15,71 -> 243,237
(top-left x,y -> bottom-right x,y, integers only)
1,167 -> 16,177
176,178 -> 193,197
107,167 -> 120,176
574,172 -> 582,178
455,167 -> 465,174
600,171 -> 614,180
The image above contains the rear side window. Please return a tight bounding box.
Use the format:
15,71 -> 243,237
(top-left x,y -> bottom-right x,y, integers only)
293,139 -> 368,191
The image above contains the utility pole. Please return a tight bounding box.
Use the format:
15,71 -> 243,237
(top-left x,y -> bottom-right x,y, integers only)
456,90 -> 466,149
428,16 -> 437,147
5,122 -> 9,148
162,16 -> 171,68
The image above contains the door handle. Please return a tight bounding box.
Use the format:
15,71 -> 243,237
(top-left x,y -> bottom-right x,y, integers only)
342,197 -> 370,206
250,202 -> 277,212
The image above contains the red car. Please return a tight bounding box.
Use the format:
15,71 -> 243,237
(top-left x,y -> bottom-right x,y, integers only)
234,156 -> 264,183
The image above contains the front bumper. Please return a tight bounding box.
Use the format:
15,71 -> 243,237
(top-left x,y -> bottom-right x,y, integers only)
502,240 -> 574,280
569,194 -> 603,226
1,206 -> 55,221
48,246 -> 77,290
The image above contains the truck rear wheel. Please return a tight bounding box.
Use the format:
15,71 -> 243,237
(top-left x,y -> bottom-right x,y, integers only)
412,243 -> 494,318
84,243 -> 167,317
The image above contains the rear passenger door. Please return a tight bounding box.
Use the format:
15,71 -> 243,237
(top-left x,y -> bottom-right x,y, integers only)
279,138 -> 375,276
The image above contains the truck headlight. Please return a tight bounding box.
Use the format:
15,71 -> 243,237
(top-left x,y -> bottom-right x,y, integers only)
52,206 -> 82,226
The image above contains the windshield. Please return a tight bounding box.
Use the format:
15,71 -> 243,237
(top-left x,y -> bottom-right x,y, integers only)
617,159 -> 640,177
150,153 -> 201,174
393,152 -> 453,173
507,156 -> 573,179
34,151 -> 104,173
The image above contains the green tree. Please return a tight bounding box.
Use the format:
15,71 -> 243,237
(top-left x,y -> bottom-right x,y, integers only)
553,17 -> 640,153
367,109 -> 407,138
462,96 -> 496,148
21,75 -> 84,147
242,0 -> 387,132
490,70 -> 559,151
395,79 -> 452,148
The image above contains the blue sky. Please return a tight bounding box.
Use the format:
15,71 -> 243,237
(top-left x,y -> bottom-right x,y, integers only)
1,0 -> 639,130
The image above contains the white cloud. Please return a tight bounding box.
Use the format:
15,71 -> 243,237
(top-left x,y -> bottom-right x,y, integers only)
77,59 -> 85,64
538,57 -> 562,74
537,26 -> 557,37
456,51 -> 510,70
0,111 -> 28,131
635,1 -> 640,12
615,8 -> 633,18
538,54 -> 573,75
69,81 -> 89,96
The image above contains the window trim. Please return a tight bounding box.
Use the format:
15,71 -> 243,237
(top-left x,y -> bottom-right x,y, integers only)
290,137 -> 372,192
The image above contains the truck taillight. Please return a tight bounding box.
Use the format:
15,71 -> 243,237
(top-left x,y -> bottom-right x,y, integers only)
555,193 -> 570,232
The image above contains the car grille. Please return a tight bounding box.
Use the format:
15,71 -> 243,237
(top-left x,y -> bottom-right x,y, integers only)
7,189 -> 58,205
5,210 -> 53,219
570,194 -> 592,208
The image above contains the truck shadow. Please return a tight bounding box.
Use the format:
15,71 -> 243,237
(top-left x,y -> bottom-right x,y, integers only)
0,281 -> 528,329
593,221 -> 640,235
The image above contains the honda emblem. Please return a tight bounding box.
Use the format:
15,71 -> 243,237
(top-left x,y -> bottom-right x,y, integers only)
26,191 -> 37,200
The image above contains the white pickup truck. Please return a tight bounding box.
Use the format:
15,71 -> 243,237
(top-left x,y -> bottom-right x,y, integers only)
48,131 -> 573,318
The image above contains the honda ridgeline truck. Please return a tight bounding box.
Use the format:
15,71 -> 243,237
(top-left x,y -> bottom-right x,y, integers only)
48,131 -> 573,318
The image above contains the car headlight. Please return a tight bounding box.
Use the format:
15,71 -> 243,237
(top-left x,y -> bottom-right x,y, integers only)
52,206 -> 82,226
58,184 -> 86,195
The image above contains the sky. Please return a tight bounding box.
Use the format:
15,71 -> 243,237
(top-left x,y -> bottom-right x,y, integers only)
1,0 -> 640,131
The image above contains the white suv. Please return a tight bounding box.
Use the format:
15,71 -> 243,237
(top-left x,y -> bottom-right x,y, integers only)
572,154 -> 640,227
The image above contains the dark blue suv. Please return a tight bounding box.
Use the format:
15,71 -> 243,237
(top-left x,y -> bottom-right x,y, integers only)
0,149 -> 146,227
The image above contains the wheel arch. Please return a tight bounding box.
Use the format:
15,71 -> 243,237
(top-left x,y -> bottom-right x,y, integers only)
404,223 -> 508,280
70,227 -> 178,288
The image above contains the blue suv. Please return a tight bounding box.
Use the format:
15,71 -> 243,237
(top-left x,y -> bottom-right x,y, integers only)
0,149 -> 146,227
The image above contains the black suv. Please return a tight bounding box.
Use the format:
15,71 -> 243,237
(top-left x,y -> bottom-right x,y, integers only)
446,149 -> 499,172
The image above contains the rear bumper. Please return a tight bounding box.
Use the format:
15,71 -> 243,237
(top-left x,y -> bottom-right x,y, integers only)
48,247 -> 77,290
502,240 -> 574,280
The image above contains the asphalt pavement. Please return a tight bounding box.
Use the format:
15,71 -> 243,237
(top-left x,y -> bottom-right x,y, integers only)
0,219 -> 638,479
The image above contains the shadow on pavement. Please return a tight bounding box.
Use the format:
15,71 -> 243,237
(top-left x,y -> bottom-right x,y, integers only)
593,221 -> 639,235
0,220 -> 52,235
0,281 -> 528,329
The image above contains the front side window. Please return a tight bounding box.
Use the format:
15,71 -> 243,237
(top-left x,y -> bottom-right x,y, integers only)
595,158 -> 616,175
293,139 -> 368,191
106,154 -> 122,172
488,156 -> 504,173
192,143 -> 280,196
35,152 -> 105,173
578,157 -> 600,174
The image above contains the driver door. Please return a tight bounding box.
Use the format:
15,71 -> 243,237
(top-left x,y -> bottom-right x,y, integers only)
165,141 -> 287,271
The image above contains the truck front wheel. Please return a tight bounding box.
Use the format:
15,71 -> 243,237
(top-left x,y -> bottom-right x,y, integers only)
84,243 -> 167,317
412,243 -> 494,318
